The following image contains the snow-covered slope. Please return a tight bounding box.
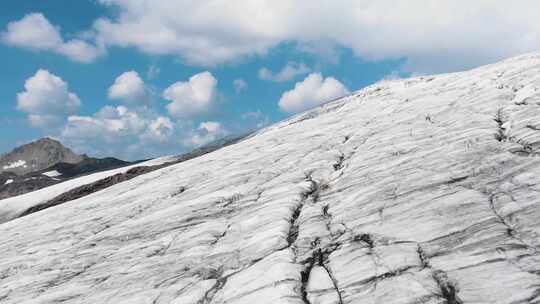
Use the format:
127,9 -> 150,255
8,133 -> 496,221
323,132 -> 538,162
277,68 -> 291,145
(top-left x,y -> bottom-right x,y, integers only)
0,155 -> 178,224
1,53 -> 540,304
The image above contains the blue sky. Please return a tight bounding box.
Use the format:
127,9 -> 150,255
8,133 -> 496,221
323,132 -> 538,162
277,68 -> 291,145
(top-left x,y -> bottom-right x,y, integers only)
1,1 -> 539,160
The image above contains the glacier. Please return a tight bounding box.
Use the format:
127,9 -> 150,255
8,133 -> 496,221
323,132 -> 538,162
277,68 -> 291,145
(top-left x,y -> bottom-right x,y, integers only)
1,53 -> 540,303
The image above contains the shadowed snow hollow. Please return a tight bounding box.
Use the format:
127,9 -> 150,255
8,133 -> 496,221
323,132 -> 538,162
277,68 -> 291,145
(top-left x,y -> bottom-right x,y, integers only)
1,53 -> 540,303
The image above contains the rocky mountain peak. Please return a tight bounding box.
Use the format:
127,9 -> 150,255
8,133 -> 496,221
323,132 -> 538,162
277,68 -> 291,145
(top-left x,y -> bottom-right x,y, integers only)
0,137 -> 85,175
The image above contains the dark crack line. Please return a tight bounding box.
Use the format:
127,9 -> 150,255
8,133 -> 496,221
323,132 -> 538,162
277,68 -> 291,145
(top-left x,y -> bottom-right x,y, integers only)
71,192 -> 187,250
287,202 -> 304,247
38,254 -> 113,297
417,244 -> 431,269
294,175 -> 344,303
285,173 -> 338,303
198,276 -> 227,304
299,247 -> 343,304
494,108 -> 507,142
520,286 -> 540,304
0,290 -> 11,302
300,251 -> 316,304
223,279 -> 298,303
289,137 -> 367,303
286,173 -> 319,247
416,244 -> 463,304
210,224 -> 231,246
333,153 -> 345,171
196,267 -> 229,304
320,259 -> 344,304
431,270 -> 463,304
353,233 -> 375,249
526,124 -> 540,131
488,193 -> 536,253
493,108 -> 540,156
352,233 -> 384,282
196,250 -> 284,304
340,265 -> 418,290
351,233 -> 389,290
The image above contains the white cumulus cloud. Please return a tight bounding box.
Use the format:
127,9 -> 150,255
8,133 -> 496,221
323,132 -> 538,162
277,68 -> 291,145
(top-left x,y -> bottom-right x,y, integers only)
61,106 -> 179,159
258,61 -> 310,82
278,73 -> 349,113
7,3 -> 540,72
146,65 -> 160,79
17,69 -> 81,127
144,116 -> 174,142
163,71 -> 218,118
188,121 -> 228,147
90,0 -> 540,72
233,79 -> 248,94
56,39 -> 103,63
61,106 -> 146,142
2,13 -> 103,63
59,104 -> 230,159
233,78 -> 248,94
108,71 -> 150,105
242,110 -> 271,129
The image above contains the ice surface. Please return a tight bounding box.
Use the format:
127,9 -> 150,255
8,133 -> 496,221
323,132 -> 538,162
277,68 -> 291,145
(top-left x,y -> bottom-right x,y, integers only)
1,53 -> 540,303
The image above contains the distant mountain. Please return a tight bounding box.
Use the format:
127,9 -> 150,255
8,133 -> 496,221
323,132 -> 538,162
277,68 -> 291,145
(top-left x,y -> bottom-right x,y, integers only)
0,138 -> 134,199
0,138 -> 85,175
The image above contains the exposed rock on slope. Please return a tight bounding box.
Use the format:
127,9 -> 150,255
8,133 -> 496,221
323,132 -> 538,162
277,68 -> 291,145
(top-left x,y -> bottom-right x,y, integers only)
1,53 -> 540,303
0,138 -> 85,175
0,157 -> 132,200
0,172 -> 55,200
42,157 -> 132,179
0,156 -> 176,225
0,138 -> 139,199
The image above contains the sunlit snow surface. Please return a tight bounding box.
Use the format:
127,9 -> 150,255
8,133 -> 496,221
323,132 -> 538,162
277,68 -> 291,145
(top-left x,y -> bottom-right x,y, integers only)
2,160 -> 27,170
42,170 -> 62,178
1,54 -> 540,303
